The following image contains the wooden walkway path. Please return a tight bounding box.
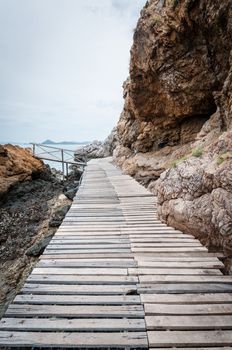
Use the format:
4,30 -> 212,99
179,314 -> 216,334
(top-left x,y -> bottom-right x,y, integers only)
1,158 -> 232,349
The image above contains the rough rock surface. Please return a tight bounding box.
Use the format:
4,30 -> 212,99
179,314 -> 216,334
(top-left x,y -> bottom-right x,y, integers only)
0,144 -> 45,197
75,127 -> 118,161
0,145 -> 81,317
114,0 -> 232,269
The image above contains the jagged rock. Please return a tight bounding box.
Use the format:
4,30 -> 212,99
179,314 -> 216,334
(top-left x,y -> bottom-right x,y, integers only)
64,187 -> 78,200
49,204 -> 70,227
0,144 -> 45,198
75,127 -> 118,161
25,233 -> 53,257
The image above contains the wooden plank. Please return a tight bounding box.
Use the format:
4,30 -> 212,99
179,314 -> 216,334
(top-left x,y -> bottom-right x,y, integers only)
131,268 -> 222,276
134,252 -> 224,258
131,242 -> 202,247
55,231 -> 123,236
38,259 -> 136,268
139,275 -> 232,283
131,238 -> 196,242
27,274 -> 138,284
144,303 -> 232,315
43,249 -> 131,254
0,331 -> 148,348
145,315 -> 232,330
42,253 -> 133,259
149,346 -> 232,350
132,247 -> 207,253
148,330 -> 232,347
137,261 -> 224,269
140,293 -> 232,304
135,256 -> 223,261
6,304 -> 144,317
149,348 -> 232,350
47,244 -> 131,249
32,267 -> 128,275
51,238 -> 130,243
52,235 -> 129,240
22,283 -> 137,295
130,234 -> 193,238
0,317 -> 146,331
13,294 -> 141,305
138,283 -> 232,294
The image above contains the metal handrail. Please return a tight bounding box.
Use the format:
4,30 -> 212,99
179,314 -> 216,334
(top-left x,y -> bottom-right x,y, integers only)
30,143 -> 87,179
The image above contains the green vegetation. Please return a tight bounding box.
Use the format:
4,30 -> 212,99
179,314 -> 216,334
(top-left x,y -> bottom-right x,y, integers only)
216,152 -> 230,165
171,160 -> 178,168
216,155 -> 225,165
191,147 -> 203,157
170,155 -> 188,168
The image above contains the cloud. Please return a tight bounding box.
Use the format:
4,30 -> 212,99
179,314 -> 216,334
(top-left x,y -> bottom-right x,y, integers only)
0,0 -> 146,143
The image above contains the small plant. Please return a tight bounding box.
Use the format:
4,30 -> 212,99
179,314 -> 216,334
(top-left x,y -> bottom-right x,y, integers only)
217,155 -> 225,165
191,147 -> 203,158
179,155 -> 188,162
171,160 -> 178,168
170,155 -> 188,168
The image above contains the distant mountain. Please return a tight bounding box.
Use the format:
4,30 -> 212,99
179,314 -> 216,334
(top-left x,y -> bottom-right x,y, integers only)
41,139 -> 90,145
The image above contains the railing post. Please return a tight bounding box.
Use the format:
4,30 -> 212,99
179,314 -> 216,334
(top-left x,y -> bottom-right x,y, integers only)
66,162 -> 69,177
61,149 -> 65,180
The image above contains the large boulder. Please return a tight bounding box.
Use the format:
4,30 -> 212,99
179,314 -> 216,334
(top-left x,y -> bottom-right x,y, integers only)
0,144 -> 46,198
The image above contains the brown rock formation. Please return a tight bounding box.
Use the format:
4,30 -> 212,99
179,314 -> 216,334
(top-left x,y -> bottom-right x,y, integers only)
0,144 -> 45,197
114,0 -> 232,266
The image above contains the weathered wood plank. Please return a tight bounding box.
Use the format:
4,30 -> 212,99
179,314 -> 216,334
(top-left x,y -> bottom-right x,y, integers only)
13,294 -> 141,305
32,267 -> 128,275
0,317 -> 146,331
43,249 -> 132,254
22,283 -> 137,295
145,315 -> 232,330
27,274 -> 138,284
140,293 -> 232,304
138,283 -> 232,294
144,303 -> 232,315
130,268 -> 222,276
131,242 -> 202,247
137,261 -> 223,269
132,247 -> 207,252
6,304 -> 144,317
139,275 -> 232,283
147,330 -> 232,347
38,259 -> 136,268
51,238 -> 130,244
42,253 -> 133,259
47,244 -> 131,249
0,331 -> 148,348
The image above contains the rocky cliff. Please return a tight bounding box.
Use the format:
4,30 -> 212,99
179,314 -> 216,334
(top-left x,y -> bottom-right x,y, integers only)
114,0 -> 232,268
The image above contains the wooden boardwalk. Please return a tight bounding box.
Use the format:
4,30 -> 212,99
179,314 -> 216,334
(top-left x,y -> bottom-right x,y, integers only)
0,158 -> 232,349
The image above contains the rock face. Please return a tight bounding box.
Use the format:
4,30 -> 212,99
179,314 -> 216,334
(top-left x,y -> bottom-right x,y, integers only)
0,144 -> 46,197
75,128 -> 118,161
114,0 -> 232,266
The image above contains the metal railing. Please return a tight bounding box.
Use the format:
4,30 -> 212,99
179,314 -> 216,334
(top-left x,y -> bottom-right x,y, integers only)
31,143 -> 86,179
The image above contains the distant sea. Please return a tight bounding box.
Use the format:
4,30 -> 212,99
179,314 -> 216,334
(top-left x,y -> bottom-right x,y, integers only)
1,142 -> 87,171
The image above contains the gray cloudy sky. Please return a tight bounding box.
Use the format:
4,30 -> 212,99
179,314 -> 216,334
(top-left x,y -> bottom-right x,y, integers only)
0,0 -> 145,143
